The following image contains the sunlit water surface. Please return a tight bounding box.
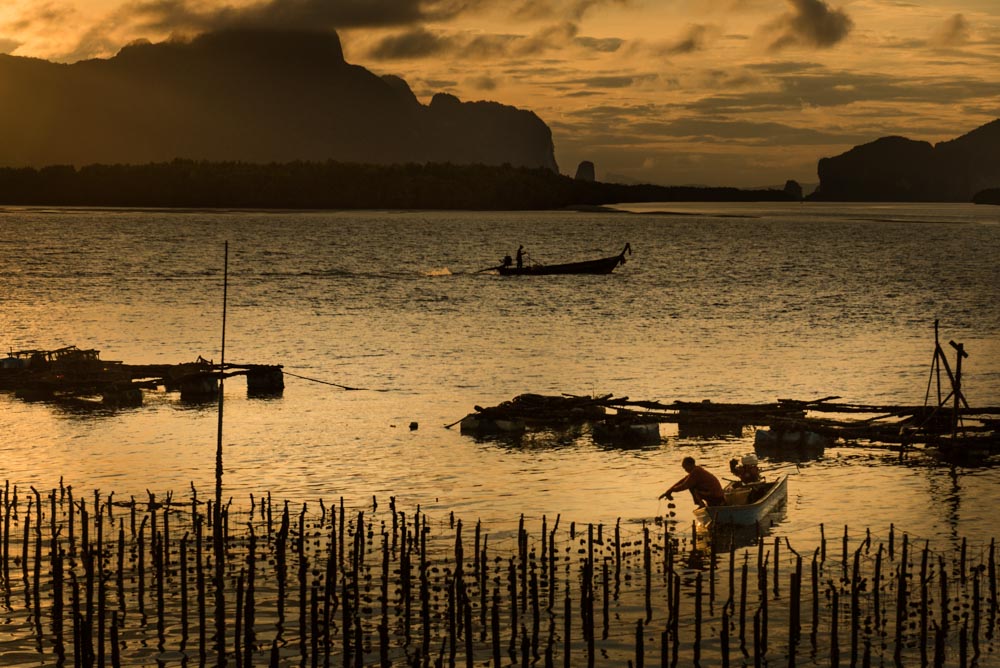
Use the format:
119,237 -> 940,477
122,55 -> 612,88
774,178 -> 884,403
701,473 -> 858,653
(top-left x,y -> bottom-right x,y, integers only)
1,202 -> 999,555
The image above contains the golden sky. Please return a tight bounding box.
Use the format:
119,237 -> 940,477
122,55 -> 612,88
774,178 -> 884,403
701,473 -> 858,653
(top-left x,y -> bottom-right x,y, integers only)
2,0 -> 999,186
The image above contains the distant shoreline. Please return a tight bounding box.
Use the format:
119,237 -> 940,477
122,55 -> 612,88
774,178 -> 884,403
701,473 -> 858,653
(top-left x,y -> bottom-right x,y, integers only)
0,160 -> 794,210
1,160 -> 993,210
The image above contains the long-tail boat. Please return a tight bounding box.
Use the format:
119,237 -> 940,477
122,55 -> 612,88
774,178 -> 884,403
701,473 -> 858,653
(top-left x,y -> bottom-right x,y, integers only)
693,474 -> 789,527
490,243 -> 632,275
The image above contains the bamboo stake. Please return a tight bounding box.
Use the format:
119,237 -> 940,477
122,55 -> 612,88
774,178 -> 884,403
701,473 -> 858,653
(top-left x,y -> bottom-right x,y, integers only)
180,531 -> 189,651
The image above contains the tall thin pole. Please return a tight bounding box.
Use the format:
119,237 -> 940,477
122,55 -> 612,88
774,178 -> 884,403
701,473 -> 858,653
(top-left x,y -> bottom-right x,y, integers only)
951,341 -> 966,439
215,241 -> 229,666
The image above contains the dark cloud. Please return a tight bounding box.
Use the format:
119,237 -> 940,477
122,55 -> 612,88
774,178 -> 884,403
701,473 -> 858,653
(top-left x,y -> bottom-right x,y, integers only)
370,27 -> 452,59
463,33 -> 521,59
552,104 -> 865,146
564,73 -> 658,89
6,1 -> 74,32
466,74 -> 498,90
514,22 -> 577,55
701,69 -> 760,89
746,61 -> 824,74
124,0 -> 461,36
931,14 -> 970,47
115,0 -> 630,38
629,118 -> 861,146
421,77 -> 458,89
0,38 -> 22,54
683,70 -> 1000,116
370,22 -> 605,61
765,0 -> 853,51
510,0 -> 631,22
574,36 -> 623,53
660,24 -> 712,55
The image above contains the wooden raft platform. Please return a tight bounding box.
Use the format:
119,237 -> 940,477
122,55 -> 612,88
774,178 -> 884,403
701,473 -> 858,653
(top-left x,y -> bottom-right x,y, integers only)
1,345 -> 284,405
456,326 -> 999,459
454,392 -> 1000,455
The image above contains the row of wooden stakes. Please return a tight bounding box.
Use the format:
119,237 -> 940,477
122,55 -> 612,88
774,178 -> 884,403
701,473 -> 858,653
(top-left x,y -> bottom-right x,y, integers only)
0,479 -> 997,667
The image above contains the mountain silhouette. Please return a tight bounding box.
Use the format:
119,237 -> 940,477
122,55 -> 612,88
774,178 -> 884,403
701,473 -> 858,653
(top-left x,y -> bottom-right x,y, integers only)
0,29 -> 558,171
812,119 -> 1000,201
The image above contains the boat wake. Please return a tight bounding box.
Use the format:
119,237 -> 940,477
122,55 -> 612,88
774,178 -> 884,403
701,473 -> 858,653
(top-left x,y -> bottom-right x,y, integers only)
424,267 -> 453,277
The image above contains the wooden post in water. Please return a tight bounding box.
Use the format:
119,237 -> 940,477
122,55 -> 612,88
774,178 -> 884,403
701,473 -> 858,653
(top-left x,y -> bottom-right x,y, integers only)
310,582 -> 320,668
195,513 -> 206,660
96,498 -> 106,667
720,602 -> 730,668
602,561 -> 610,640
644,525 -> 652,622
950,340 -> 967,438
298,504 -> 309,662
850,546 -> 860,664
671,572 -> 680,667
180,531 -> 189,650
22,497 -> 31,586
940,556 -> 949,640
480,536 -> 488,640
380,534 -> 390,667
615,519 -> 621,595
213,240 -> 229,666
492,587 -> 501,668
739,558 -> 748,652
234,569 -> 244,667
245,525 -> 256,668
508,557 -> 518,655
989,539 -> 996,624
111,610 -> 120,668
973,563 -> 981,663
2,483 -> 11,589
919,542 -> 929,666
563,591 -> 571,668
52,539 -> 65,661
137,516 -> 147,617
773,537 -> 780,599
830,588 -> 839,667
694,572 -> 703,664
894,533 -> 909,666
635,618 -> 644,668
819,523 -> 825,564
529,556 -> 540,659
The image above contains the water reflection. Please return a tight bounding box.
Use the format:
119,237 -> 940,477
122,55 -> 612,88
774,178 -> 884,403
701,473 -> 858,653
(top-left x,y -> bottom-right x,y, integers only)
700,506 -> 789,553
469,426 -> 587,450
48,398 -> 130,419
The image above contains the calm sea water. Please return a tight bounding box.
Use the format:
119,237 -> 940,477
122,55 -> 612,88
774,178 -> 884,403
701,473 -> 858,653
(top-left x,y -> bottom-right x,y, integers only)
1,202 -> 999,555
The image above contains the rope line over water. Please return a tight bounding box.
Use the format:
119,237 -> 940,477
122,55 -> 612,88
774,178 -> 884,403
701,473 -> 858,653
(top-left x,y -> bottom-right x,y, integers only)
283,370 -> 380,392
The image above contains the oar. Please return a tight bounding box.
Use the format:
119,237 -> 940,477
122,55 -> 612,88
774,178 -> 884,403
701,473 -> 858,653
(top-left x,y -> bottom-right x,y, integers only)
443,415 -> 467,429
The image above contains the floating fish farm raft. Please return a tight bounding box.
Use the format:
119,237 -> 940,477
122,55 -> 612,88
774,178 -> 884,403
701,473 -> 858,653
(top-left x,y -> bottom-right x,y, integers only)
0,345 -> 284,404
454,392 -> 1000,457
452,327 -> 999,462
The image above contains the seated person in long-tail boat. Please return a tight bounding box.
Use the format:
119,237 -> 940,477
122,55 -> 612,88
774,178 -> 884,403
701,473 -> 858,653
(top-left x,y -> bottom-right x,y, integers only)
729,454 -> 761,486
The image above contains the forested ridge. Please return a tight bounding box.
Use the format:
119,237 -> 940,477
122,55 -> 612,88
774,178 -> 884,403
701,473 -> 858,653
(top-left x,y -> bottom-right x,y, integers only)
0,160 -> 792,210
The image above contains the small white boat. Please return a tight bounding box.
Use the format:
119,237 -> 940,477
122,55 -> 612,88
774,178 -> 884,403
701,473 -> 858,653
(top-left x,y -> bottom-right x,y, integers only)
694,474 -> 788,527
